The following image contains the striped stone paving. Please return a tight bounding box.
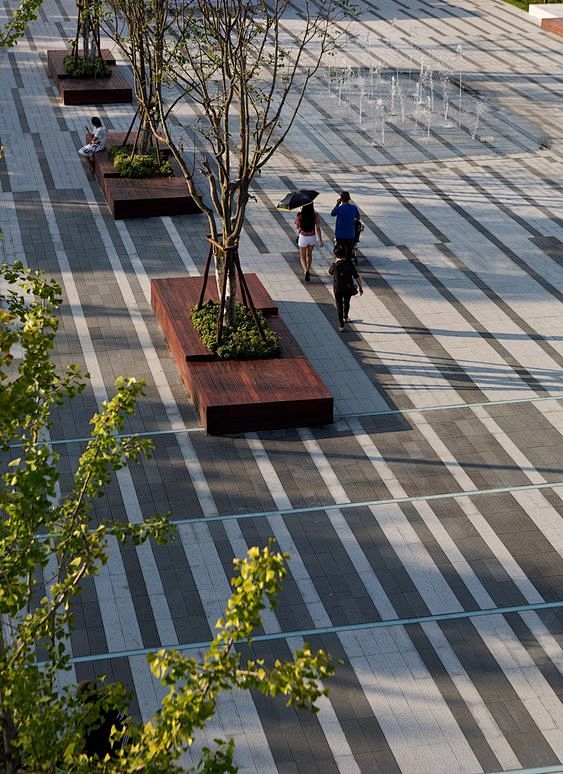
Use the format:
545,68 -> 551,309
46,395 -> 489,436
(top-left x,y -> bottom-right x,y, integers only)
1,0 -> 563,771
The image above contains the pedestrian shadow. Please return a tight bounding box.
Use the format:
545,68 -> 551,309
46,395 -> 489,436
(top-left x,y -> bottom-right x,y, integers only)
358,321 -> 563,343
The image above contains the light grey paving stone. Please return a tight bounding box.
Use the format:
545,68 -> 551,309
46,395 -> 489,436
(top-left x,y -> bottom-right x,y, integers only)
4,0 -> 563,770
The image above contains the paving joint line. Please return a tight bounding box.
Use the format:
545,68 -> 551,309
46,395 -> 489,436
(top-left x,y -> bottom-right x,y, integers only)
67,598 -> 563,665
40,479 -> 563,543
492,767 -> 563,774
174,480 -> 563,527
10,394 -> 562,449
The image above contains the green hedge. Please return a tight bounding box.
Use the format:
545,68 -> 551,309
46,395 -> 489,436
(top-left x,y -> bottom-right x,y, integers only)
63,55 -> 111,79
500,0 -> 528,9
107,145 -> 173,179
191,301 -> 281,360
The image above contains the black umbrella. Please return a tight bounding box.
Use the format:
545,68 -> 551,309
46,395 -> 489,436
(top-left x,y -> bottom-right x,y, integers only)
276,189 -> 319,211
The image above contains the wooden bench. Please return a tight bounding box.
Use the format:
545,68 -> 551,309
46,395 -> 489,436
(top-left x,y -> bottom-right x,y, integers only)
93,151 -> 120,189
91,133 -> 200,219
105,177 -> 198,219
93,132 -> 160,192
103,132 -> 171,155
47,49 -> 132,105
151,274 -> 278,364
541,17 -> 563,38
151,275 -> 333,434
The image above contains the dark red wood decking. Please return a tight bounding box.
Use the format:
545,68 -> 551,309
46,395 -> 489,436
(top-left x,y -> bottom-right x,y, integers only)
47,50 -> 132,105
151,275 -> 333,434
541,17 -> 563,38
92,133 -> 200,219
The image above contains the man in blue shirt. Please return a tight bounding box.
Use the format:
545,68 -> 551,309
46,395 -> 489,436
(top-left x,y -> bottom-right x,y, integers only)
330,191 -> 361,263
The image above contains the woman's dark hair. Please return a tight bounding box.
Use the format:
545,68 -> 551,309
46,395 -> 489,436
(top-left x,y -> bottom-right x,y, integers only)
299,203 -> 315,232
91,116 -> 102,128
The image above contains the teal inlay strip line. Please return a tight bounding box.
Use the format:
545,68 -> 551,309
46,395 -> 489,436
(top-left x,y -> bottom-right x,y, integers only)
39,481 -> 563,545
10,424 -> 205,449
172,480 -> 563,528
69,598 -> 563,665
346,393 -> 563,419
490,766 -> 563,774
10,394 -> 561,449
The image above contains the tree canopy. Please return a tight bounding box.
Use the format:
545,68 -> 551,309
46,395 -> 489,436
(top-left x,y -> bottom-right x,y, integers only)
107,0 -> 354,245
103,0 -> 355,325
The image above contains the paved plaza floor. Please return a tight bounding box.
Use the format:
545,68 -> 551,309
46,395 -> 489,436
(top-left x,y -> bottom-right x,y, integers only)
2,0 -> 563,771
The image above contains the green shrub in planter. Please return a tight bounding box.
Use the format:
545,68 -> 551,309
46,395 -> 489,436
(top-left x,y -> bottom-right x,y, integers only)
63,55 -> 111,79
107,144 -> 173,179
191,301 -> 281,360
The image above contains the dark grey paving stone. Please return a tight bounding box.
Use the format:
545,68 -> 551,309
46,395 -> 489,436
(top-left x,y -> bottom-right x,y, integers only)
7,7 -> 563,771
283,510 -> 379,626
438,620 -> 559,768
408,624 -> 501,772
240,639 -> 337,773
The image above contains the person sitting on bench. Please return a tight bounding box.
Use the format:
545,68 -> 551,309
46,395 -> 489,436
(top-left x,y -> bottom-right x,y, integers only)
78,116 -> 107,171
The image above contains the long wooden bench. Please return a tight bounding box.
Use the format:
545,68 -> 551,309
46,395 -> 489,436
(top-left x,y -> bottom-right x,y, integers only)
91,133 -> 200,219
105,177 -> 198,219
151,275 -> 333,434
47,49 -> 132,105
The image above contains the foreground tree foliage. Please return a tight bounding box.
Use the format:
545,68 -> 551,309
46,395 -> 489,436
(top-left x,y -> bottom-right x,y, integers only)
0,0 -> 44,48
0,263 -> 333,771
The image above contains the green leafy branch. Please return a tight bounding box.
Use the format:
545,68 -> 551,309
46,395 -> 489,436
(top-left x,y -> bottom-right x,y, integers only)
114,544 -> 334,771
0,0 -> 45,48
1,262 -> 334,772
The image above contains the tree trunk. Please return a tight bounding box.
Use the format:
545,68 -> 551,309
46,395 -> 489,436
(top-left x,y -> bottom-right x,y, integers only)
224,259 -> 237,329
80,1 -> 99,64
82,22 -> 90,62
136,114 -> 152,155
1,712 -> 20,774
214,244 -> 237,334
0,631 -> 22,773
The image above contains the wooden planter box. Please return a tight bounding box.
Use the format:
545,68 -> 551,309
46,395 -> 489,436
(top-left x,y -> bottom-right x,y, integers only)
542,18 -> 563,38
92,133 -> 200,219
47,50 -> 132,105
151,275 -> 333,434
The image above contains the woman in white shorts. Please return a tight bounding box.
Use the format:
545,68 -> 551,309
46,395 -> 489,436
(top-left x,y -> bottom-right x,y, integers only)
295,203 -> 323,282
